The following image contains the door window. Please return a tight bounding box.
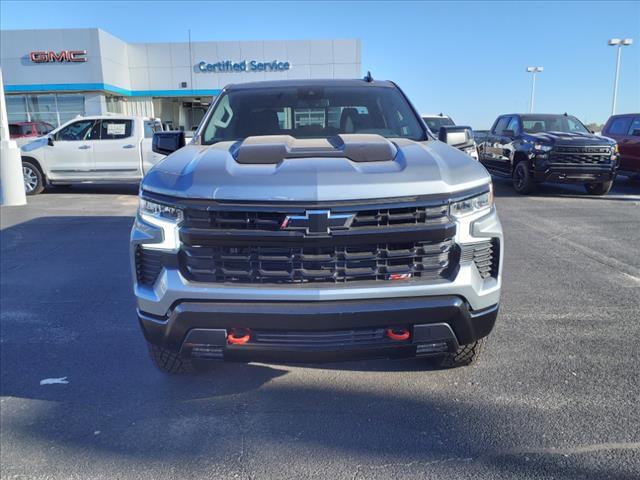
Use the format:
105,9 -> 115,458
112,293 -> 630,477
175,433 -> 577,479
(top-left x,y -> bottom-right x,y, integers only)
98,120 -> 133,140
493,117 -> 510,135
505,116 -> 520,135
607,117 -> 632,136
627,117 -> 640,136
56,120 -> 96,141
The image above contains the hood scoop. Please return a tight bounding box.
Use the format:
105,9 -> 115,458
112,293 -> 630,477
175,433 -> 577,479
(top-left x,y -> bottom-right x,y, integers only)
232,134 -> 398,164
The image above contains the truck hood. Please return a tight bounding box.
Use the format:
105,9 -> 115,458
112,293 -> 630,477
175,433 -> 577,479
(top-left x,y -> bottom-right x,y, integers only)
526,131 -> 616,147
20,136 -> 48,152
142,135 -> 491,202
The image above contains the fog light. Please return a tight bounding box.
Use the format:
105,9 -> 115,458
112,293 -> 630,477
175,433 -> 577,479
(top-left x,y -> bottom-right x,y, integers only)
416,342 -> 449,354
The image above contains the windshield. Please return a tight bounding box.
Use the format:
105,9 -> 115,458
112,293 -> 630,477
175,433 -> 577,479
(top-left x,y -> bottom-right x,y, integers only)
521,115 -> 589,134
201,85 -> 426,144
422,116 -> 454,133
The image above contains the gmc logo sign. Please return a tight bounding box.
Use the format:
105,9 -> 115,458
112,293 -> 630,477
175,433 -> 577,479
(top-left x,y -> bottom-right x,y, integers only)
29,50 -> 87,63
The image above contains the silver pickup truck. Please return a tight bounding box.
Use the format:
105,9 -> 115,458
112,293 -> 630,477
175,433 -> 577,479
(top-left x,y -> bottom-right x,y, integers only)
130,78 -> 503,374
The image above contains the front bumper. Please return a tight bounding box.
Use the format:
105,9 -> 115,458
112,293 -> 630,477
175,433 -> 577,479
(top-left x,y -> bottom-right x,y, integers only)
139,296 -> 498,362
532,157 -> 617,184
131,197 -> 503,362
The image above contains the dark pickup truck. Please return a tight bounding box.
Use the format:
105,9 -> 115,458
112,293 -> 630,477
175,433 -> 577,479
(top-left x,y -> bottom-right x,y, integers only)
478,113 -> 618,195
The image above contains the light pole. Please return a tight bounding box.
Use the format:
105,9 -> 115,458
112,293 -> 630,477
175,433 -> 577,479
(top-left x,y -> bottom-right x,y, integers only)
526,66 -> 543,113
608,38 -> 633,115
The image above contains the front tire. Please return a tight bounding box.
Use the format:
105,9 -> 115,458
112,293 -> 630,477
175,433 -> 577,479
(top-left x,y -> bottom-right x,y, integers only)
147,342 -> 195,374
22,160 -> 45,195
584,180 -> 613,196
433,338 -> 486,369
512,160 -> 536,194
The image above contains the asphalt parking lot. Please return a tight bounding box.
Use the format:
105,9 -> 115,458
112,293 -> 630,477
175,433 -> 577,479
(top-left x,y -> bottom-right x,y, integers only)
1,178 -> 639,479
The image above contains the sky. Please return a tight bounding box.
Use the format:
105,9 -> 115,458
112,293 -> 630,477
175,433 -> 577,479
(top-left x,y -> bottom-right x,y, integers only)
1,0 -> 638,129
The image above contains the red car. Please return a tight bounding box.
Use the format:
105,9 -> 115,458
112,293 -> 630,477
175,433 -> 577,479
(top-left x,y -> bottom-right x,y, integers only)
8,121 -> 54,139
602,113 -> 640,178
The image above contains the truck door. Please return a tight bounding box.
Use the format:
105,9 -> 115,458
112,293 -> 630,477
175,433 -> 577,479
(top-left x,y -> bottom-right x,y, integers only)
496,116 -> 520,174
480,116 -> 509,172
46,119 -> 97,179
92,119 -> 140,179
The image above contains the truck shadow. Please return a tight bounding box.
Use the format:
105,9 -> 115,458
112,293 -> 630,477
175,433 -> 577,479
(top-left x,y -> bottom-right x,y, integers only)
1,215 -> 636,478
44,183 -> 140,196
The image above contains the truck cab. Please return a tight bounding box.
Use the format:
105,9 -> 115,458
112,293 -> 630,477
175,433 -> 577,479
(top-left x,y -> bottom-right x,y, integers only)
478,113 -> 618,195
20,115 -> 166,195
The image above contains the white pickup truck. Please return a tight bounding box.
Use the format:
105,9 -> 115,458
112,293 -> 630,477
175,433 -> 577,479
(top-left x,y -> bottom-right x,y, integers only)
20,115 -> 167,195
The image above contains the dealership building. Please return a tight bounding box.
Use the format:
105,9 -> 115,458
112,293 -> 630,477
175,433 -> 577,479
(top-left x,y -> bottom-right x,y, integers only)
0,28 -> 361,130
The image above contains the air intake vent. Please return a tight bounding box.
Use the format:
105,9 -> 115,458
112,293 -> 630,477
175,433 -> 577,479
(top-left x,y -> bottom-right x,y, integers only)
135,246 -> 163,285
460,239 -> 499,279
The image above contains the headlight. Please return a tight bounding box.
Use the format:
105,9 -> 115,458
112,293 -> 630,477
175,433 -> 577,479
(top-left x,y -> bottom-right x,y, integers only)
451,185 -> 493,218
137,198 -> 183,251
533,143 -> 553,152
139,199 -> 183,223
613,144 -> 619,155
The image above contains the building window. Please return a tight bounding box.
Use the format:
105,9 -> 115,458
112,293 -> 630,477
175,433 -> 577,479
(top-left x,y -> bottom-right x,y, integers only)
57,95 -> 86,124
5,93 -> 85,127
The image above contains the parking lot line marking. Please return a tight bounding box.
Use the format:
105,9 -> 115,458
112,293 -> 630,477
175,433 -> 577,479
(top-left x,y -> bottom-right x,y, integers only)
39,377 -> 69,385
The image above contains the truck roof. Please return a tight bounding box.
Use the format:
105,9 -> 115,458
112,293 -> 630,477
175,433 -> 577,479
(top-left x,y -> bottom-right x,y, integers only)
501,113 -> 576,117
224,78 -> 397,90
75,115 -> 158,121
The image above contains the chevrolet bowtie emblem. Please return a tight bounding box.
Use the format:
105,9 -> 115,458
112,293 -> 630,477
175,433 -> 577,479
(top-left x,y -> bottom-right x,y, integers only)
280,210 -> 355,235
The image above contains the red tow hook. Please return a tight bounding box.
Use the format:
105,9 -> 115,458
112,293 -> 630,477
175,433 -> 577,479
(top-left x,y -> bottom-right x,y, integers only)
386,328 -> 410,341
227,328 -> 251,345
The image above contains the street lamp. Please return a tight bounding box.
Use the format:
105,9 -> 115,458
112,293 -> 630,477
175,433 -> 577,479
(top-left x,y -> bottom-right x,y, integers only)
608,38 -> 633,115
526,66 -> 543,113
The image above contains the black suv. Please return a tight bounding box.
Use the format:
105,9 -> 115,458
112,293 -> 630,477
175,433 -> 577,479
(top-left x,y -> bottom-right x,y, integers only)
477,113 -> 618,195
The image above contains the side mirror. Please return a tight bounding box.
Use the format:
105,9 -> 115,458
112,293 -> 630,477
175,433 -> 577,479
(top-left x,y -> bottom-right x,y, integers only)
502,129 -> 516,137
47,136 -> 54,146
152,131 -> 185,155
439,126 -> 474,148
632,129 -> 640,137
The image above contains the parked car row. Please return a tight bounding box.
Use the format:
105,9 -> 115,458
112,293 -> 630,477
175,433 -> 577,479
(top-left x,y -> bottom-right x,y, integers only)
17,92 -> 639,197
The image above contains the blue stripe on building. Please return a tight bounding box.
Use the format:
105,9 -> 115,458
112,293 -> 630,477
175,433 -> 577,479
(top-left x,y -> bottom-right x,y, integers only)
4,83 -> 222,97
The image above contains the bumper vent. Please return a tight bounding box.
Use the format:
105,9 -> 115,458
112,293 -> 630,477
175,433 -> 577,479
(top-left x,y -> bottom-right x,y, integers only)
253,328 -> 388,348
460,239 -> 499,279
135,246 -> 163,285
180,239 -> 456,284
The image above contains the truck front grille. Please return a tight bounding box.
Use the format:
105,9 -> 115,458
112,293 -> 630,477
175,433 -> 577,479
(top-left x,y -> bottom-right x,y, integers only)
183,203 -> 449,231
548,146 -> 612,166
180,239 -> 456,284
460,239 -> 499,279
